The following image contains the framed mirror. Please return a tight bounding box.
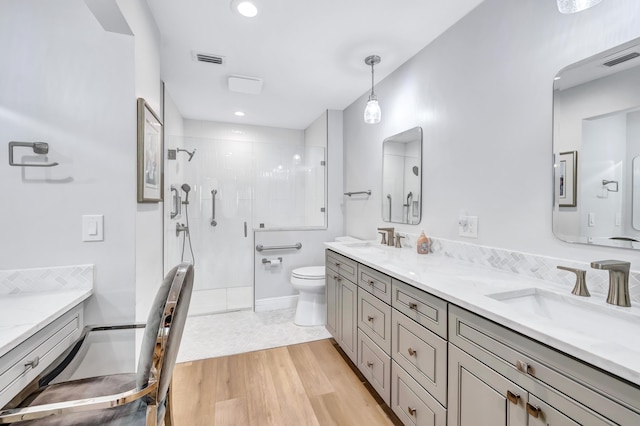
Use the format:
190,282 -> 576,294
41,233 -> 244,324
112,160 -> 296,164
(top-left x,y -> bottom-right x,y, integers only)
553,37 -> 640,249
382,127 -> 422,224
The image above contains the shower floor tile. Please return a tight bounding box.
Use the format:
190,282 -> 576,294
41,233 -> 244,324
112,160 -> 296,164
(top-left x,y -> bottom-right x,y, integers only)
227,286 -> 252,310
177,308 -> 331,363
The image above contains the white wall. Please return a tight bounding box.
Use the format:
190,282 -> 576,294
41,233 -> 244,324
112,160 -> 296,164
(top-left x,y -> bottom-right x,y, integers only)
343,0 -> 640,265
0,0 -> 137,326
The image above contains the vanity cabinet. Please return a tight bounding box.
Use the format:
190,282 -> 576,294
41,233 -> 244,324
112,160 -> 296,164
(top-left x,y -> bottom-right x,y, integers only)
0,304 -> 83,408
356,263 -> 393,404
326,250 -> 358,364
448,305 -> 640,426
391,279 -> 448,426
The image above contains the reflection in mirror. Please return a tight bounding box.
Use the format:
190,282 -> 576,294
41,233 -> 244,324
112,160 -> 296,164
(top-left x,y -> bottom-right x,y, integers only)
382,127 -> 422,224
553,37 -> 640,249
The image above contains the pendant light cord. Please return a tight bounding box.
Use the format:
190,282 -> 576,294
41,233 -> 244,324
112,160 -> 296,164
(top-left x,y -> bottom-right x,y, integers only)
370,62 -> 376,99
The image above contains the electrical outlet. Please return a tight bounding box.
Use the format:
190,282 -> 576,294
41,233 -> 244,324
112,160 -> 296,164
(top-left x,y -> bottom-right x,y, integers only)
459,215 -> 478,238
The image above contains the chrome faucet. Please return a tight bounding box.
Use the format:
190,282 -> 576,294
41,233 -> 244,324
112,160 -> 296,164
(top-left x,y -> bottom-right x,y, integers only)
590,260 -> 631,307
377,227 -> 395,246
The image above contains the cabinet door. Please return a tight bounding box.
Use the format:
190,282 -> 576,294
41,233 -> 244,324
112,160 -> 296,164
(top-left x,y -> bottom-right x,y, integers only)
339,279 -> 358,364
448,344 -> 527,426
325,272 -> 339,340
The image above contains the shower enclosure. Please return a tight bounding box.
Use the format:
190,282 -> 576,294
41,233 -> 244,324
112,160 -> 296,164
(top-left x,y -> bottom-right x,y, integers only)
166,132 -> 326,316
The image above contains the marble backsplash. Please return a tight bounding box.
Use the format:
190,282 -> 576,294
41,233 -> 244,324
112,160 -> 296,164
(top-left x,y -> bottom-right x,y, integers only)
0,265 -> 94,295
398,233 -> 640,303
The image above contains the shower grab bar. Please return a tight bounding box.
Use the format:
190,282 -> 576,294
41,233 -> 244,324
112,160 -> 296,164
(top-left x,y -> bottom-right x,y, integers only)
255,242 -> 302,252
344,190 -> 371,197
170,186 -> 181,219
8,141 -> 59,167
210,189 -> 218,227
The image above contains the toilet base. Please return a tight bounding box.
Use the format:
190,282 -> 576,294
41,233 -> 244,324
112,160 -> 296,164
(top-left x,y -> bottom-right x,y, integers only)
294,291 -> 326,326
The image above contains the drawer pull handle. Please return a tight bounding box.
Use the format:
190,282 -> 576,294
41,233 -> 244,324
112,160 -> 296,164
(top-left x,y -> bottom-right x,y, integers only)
24,356 -> 40,369
408,406 -> 416,416
366,361 -> 374,368
368,280 -> 375,286
408,302 -> 418,310
408,348 -> 417,357
526,403 -> 541,418
515,359 -> 534,375
506,391 -> 520,404
335,262 -> 340,267
333,275 -> 342,282
367,316 -> 374,322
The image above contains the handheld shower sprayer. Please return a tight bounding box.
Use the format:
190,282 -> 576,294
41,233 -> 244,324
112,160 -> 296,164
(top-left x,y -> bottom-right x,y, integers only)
181,183 -> 191,204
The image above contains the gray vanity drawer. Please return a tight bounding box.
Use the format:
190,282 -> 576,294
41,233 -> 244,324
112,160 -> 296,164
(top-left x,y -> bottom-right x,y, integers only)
392,279 -> 447,339
358,264 -> 392,304
392,309 -> 447,407
357,329 -> 391,405
0,305 -> 83,408
391,361 -> 446,426
326,250 -> 357,283
358,290 -> 391,354
449,305 -> 640,425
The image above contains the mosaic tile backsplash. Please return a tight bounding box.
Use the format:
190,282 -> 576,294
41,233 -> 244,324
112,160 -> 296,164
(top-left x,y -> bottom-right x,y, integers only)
0,265 -> 94,295
399,233 -> 640,304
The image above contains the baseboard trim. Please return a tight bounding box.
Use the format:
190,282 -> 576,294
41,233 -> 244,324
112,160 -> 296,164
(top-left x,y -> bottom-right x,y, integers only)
255,295 -> 298,312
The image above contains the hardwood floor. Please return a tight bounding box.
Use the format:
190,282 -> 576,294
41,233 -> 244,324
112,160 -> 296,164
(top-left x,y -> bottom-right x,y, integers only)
171,339 -> 402,426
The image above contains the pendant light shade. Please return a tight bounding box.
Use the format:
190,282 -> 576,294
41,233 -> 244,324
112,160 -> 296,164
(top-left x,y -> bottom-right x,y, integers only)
364,55 -> 381,124
556,0 -> 603,14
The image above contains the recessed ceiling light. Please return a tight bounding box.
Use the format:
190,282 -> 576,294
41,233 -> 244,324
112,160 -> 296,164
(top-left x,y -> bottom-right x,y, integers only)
234,111 -> 245,117
231,0 -> 258,18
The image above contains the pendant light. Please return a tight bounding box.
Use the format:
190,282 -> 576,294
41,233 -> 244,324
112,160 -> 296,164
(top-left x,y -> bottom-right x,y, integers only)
556,0 -> 603,14
364,55 -> 381,124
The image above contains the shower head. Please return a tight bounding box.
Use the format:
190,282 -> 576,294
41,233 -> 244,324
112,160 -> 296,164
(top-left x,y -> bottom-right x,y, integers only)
412,166 -> 419,176
177,148 -> 196,162
181,183 -> 191,193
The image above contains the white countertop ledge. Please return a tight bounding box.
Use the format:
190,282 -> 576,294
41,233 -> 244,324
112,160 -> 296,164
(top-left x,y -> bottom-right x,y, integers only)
0,288 -> 93,358
325,241 -> 640,387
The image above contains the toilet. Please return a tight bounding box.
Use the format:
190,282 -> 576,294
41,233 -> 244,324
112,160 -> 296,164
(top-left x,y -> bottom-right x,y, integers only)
291,266 -> 326,326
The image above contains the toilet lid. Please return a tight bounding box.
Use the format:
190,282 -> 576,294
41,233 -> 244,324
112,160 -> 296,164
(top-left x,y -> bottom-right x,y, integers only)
292,266 -> 325,279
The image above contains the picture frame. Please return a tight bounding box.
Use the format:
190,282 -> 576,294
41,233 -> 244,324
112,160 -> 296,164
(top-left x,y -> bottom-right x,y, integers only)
558,150 -> 577,207
137,98 -> 163,203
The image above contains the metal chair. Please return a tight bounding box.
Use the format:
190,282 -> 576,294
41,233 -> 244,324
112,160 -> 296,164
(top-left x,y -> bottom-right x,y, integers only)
0,262 -> 194,425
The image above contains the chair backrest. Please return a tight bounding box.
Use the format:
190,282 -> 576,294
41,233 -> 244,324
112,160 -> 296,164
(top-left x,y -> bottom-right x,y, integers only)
135,262 -> 194,421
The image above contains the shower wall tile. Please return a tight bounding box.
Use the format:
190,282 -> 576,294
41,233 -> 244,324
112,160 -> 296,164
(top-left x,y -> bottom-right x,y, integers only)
0,265 -> 94,295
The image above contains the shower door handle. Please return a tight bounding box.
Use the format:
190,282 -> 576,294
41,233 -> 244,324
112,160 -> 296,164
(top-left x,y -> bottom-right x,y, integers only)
244,221 -> 248,237
210,189 -> 218,227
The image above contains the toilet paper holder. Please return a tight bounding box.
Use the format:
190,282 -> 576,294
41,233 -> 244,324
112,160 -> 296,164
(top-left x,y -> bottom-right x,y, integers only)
262,257 -> 283,265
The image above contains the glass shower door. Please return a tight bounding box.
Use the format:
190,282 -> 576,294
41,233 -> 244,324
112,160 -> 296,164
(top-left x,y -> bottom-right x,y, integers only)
182,137 -> 254,315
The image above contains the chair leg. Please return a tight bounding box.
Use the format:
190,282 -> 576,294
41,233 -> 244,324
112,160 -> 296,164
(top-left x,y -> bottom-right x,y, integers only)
164,384 -> 174,426
146,402 -> 158,426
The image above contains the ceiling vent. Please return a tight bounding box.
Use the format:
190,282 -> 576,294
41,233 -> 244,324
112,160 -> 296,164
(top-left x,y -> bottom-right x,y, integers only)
192,51 -> 225,65
603,52 -> 640,67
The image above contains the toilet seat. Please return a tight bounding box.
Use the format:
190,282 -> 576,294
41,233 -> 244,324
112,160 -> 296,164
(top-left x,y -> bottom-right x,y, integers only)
291,266 -> 325,280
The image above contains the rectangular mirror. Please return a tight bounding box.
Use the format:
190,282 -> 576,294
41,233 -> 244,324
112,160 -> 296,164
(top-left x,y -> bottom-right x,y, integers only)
382,127 -> 422,224
553,37 -> 640,249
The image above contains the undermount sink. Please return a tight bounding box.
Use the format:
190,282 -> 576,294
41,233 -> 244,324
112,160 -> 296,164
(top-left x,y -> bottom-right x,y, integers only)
488,288 -> 640,352
339,241 -> 389,255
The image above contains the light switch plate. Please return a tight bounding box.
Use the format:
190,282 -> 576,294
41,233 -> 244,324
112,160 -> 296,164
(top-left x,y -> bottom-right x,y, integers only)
82,215 -> 104,242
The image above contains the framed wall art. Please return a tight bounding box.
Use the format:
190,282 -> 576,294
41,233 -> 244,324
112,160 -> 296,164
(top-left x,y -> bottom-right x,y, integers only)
137,98 -> 163,202
558,150 -> 577,207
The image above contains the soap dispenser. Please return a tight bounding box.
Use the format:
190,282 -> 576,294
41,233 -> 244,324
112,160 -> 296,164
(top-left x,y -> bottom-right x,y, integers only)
417,231 -> 430,254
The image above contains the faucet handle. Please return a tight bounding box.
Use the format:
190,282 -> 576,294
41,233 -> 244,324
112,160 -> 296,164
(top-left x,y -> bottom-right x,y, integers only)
395,234 -> 405,248
378,232 -> 387,245
557,266 -> 590,297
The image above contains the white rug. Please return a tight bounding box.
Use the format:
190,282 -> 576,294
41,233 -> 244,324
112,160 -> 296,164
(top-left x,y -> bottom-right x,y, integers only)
177,308 -> 331,363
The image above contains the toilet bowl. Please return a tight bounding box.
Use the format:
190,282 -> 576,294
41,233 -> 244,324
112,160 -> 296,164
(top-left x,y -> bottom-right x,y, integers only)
291,266 -> 326,326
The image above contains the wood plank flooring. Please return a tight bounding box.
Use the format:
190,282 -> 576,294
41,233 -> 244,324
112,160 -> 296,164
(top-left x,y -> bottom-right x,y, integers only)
171,339 -> 402,426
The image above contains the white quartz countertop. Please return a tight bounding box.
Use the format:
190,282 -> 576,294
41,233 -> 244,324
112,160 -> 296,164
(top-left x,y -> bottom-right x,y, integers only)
0,288 -> 93,358
325,241 -> 640,387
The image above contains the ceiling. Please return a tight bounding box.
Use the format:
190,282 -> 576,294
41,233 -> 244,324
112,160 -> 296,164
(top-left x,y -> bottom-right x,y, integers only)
146,0 -> 484,130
